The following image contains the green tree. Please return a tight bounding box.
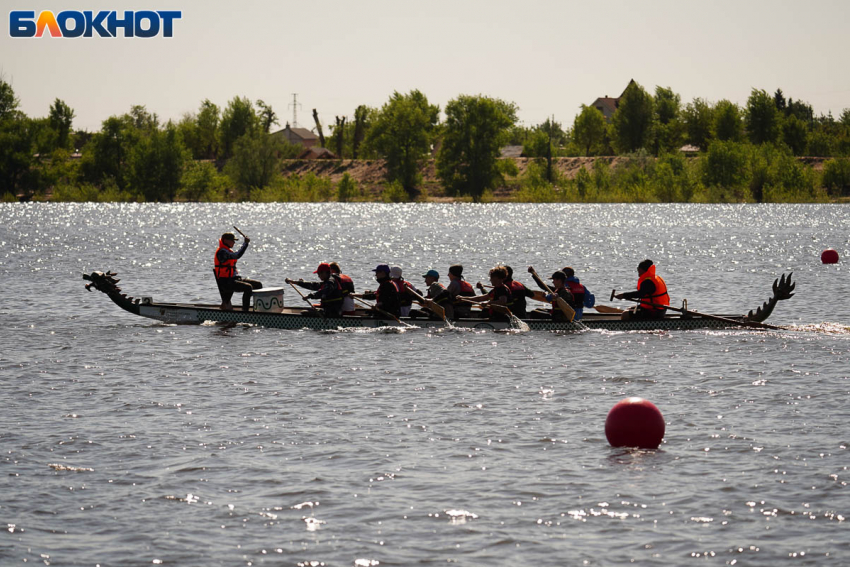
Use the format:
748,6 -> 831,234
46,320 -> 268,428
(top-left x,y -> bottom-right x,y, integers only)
572,105 -> 607,156
746,89 -> 781,145
0,116 -> 39,196
81,115 -> 138,189
256,100 -> 278,133
0,77 -> 19,120
611,81 -> 654,153
682,98 -> 715,150
437,94 -> 517,202
714,100 -> 743,142
180,161 -> 228,201
128,122 -> 189,201
652,86 -> 684,155
782,114 -> 808,155
219,96 -> 257,159
702,140 -> 749,190
336,172 -> 361,202
176,113 -> 200,159
365,90 -> 439,198
224,130 -> 286,198
48,98 -> 75,151
197,99 -> 220,160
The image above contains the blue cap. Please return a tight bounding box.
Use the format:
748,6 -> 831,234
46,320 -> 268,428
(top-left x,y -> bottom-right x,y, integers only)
372,264 -> 390,273
422,269 -> 439,279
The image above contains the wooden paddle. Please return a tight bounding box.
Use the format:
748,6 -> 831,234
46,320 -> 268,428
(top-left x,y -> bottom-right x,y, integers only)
594,304 -> 625,314
286,280 -> 322,315
233,225 -> 248,240
352,296 -> 413,328
613,292 -> 781,331
528,268 -> 575,322
457,297 -> 514,318
404,285 -> 446,322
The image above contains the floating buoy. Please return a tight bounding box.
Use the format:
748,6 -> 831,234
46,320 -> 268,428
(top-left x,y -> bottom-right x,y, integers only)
821,249 -> 839,264
605,397 -> 665,449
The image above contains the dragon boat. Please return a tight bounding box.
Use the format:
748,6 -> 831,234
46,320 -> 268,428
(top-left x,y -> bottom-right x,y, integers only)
83,271 -> 795,332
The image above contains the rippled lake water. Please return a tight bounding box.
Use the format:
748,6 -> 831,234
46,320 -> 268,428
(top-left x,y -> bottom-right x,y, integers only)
2,203 -> 849,566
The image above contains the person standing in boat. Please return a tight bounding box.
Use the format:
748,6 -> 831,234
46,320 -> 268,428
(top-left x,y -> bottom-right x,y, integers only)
329,262 -> 356,315
285,263 -> 344,317
358,264 -> 402,318
528,271 -> 574,321
446,264 -> 475,319
615,259 -> 669,320
389,266 -> 420,317
466,266 -> 511,322
214,232 -> 263,312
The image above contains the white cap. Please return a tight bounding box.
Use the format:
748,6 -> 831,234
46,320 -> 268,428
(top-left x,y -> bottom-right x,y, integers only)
390,266 -> 403,279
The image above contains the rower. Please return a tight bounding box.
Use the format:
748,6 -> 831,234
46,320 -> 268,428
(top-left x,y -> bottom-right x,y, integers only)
409,269 -> 451,319
359,264 -> 402,318
213,231 -> 263,312
285,262 -> 344,317
614,259 -> 669,320
501,265 -> 533,318
389,266 -> 420,317
329,262 -> 356,315
528,271 -> 573,321
561,267 -> 595,320
528,265 -> 576,316
466,266 -> 511,322
446,264 -> 475,319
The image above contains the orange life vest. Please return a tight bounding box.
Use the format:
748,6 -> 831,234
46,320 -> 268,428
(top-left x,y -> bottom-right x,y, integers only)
637,265 -> 669,312
213,240 -> 237,279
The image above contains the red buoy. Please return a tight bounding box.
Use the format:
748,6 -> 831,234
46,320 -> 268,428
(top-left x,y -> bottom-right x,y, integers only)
605,397 -> 665,449
821,249 -> 839,264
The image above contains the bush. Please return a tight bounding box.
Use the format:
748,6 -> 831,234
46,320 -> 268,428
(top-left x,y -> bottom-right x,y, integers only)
336,172 -> 361,202
2,192 -> 17,202
702,140 -> 749,189
51,183 -> 101,202
822,158 -> 850,196
180,161 -> 228,202
381,180 -> 409,202
251,173 -> 334,202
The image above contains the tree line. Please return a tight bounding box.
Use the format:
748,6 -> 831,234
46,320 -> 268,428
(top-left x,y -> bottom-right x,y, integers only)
1,77 -> 849,203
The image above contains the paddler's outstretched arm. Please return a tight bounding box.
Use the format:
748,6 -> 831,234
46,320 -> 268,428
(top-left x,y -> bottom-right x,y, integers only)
615,279 -> 655,300
285,278 -> 322,291
527,266 -> 548,291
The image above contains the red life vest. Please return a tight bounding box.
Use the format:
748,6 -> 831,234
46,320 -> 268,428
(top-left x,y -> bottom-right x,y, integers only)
565,280 -> 584,309
637,265 -> 669,312
377,279 -> 402,302
488,283 -> 511,317
453,279 -> 475,305
337,273 -> 354,292
213,240 -> 237,279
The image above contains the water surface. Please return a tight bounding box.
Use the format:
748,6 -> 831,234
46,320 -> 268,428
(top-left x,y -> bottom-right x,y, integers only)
2,203 -> 849,566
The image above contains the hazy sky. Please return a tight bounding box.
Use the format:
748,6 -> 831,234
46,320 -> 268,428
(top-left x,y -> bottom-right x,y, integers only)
3,0 -> 849,132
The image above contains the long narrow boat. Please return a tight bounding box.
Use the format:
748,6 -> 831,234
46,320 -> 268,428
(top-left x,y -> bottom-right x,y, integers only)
83,271 -> 795,332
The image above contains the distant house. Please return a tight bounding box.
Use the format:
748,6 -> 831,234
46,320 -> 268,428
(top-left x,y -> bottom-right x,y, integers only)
271,124 -> 318,149
588,79 -> 637,122
297,147 -> 337,160
499,145 -> 525,158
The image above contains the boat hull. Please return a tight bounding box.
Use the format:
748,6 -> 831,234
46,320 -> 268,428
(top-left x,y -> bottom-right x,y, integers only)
136,302 -> 743,332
